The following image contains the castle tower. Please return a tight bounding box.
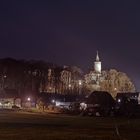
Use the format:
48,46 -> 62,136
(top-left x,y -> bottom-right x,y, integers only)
94,51 -> 101,73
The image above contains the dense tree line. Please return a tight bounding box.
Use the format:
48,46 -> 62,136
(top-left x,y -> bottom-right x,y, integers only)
0,58 -> 83,96
0,58 -> 135,98
0,58 -> 58,96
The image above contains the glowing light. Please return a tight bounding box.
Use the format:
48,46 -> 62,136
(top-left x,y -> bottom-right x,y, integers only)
80,102 -> 87,110
52,99 -> 55,103
118,99 -> 121,103
55,101 -> 60,106
79,80 -> 82,86
68,84 -> 71,88
27,97 -> 31,101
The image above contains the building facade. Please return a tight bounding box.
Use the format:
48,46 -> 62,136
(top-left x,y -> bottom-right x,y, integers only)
85,51 -> 104,92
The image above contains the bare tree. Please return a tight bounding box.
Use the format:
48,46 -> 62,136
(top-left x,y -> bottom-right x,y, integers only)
100,69 -> 135,97
85,69 -> 135,97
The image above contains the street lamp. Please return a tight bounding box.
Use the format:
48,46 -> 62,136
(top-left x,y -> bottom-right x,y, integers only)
26,97 -> 32,108
68,84 -> 71,88
114,88 -> 117,91
1,75 -> 7,90
68,84 -> 72,94
79,80 -> 82,86
117,98 -> 121,103
78,80 -> 82,94
27,97 -> 31,101
52,99 -> 55,103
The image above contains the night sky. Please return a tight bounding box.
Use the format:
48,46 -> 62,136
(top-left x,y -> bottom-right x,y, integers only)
0,0 -> 140,90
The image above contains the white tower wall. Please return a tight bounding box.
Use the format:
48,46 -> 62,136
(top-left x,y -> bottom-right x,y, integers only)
94,51 -> 101,73
94,61 -> 101,73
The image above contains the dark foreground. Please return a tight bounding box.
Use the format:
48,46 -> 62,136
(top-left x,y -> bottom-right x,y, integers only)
0,111 -> 140,140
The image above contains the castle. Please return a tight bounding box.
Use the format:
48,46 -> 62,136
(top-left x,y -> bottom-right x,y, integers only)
85,51 -> 104,92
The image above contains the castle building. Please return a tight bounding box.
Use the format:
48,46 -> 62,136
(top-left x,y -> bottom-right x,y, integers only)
85,51 -> 103,92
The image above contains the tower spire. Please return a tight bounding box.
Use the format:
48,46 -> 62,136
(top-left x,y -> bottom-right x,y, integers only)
94,51 -> 101,73
96,51 -> 100,61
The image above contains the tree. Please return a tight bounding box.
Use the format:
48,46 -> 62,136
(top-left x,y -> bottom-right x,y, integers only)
100,69 -> 135,97
70,66 -> 84,94
84,69 -> 135,97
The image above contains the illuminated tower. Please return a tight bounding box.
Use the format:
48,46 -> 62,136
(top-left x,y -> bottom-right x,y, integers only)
94,51 -> 101,73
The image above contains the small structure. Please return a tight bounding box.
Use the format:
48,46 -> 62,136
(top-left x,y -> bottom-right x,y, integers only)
83,91 -> 115,116
115,92 -> 139,116
86,91 -> 115,107
0,89 -> 21,109
21,94 -> 36,108
116,92 -> 139,104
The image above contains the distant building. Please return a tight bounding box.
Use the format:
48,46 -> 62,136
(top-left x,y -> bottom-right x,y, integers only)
116,92 -> 139,104
0,89 -> 21,108
84,52 -> 135,97
85,51 -> 104,92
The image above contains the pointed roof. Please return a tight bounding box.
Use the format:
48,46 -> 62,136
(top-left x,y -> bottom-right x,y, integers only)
96,51 -> 100,61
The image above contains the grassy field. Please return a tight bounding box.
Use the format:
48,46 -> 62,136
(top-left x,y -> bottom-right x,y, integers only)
0,111 -> 139,140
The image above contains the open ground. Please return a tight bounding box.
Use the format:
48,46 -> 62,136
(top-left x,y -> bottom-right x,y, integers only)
0,110 -> 139,140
